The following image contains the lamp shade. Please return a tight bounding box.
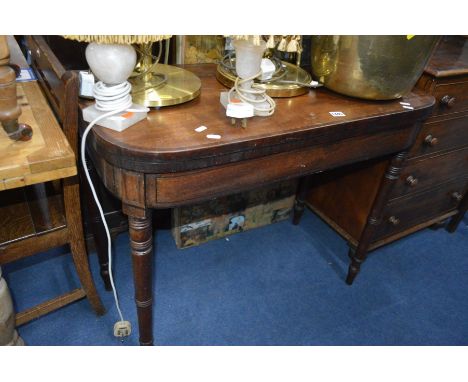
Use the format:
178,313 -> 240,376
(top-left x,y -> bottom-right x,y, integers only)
234,39 -> 266,79
63,35 -> 171,44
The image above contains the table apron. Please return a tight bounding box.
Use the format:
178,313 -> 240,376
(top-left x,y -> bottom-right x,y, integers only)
146,127 -> 415,208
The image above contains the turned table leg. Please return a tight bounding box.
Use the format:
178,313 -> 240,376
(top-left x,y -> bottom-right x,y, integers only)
292,176 -> 311,225
126,206 -> 154,346
346,152 -> 407,285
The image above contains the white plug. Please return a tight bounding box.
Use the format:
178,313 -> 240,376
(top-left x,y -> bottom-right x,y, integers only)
79,71 -> 95,98
113,320 -> 132,338
260,58 -> 275,81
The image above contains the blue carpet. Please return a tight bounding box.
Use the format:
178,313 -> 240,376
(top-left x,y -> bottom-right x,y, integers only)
4,210 -> 468,345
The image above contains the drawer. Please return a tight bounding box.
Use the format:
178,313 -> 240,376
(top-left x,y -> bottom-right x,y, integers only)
391,147 -> 468,199
375,178 -> 468,241
432,80 -> 468,116
408,114 -> 468,158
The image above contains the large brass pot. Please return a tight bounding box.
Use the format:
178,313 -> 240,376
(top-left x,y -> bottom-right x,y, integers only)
311,35 -> 440,100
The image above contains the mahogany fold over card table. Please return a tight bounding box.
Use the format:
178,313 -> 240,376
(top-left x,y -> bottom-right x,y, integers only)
81,64 -> 435,345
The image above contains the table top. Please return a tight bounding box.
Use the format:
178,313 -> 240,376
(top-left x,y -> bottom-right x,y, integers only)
0,37 -> 76,191
88,64 -> 435,174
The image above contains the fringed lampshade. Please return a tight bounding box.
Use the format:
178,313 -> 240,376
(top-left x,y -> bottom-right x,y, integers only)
65,35 -> 201,107
63,35 -> 172,85
64,35 -> 171,44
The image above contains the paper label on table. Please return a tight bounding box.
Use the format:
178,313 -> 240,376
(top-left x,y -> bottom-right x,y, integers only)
195,126 -> 207,132
207,134 -> 221,140
329,111 -> 346,117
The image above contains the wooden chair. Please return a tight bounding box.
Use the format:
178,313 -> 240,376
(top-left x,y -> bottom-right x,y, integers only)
26,36 -> 119,290
0,36 -> 105,326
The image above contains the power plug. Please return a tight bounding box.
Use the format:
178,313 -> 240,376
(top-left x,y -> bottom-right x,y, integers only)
113,320 -> 132,338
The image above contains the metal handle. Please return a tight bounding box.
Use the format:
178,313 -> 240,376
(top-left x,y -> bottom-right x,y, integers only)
388,216 -> 400,226
452,192 -> 463,202
405,175 -> 419,187
424,134 -> 438,147
440,95 -> 456,108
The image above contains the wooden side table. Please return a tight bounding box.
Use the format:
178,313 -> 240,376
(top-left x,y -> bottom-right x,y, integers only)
82,64 -> 435,345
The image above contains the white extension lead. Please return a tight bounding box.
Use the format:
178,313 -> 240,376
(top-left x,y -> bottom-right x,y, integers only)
80,80 -> 149,338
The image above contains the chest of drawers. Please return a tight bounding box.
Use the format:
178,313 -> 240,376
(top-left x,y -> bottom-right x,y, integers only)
305,36 -> 468,283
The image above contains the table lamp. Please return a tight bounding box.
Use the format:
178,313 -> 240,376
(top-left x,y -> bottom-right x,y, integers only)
220,35 -> 276,128
63,35 -> 175,339
64,35 -> 173,131
217,35 -> 312,101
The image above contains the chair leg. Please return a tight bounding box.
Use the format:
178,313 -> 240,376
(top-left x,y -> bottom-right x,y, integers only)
63,177 -> 105,315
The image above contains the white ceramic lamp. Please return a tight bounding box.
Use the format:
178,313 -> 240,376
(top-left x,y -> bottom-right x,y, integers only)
234,39 -> 266,88
230,38 -> 275,117
85,43 -> 136,85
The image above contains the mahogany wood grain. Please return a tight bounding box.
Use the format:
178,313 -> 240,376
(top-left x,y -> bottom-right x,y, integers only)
87,69 -> 433,174
390,147 -> 468,199
308,36 -> 468,285
145,126 -> 413,208
408,112 -> 468,158
377,178 -> 468,240
128,210 -> 153,346
306,159 -> 388,242
81,63 -> 434,343
346,151 -> 410,284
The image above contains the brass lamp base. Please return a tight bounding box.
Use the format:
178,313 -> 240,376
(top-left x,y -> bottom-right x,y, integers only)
216,60 -> 311,98
130,64 -> 201,107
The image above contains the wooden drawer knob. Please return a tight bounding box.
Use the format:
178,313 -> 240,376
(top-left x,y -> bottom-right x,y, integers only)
388,216 -> 400,226
405,175 -> 419,187
424,134 -> 438,147
451,192 -> 463,202
440,95 -> 456,108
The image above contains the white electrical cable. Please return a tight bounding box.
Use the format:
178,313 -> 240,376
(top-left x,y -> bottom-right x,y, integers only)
80,80 -> 149,324
228,70 -> 276,116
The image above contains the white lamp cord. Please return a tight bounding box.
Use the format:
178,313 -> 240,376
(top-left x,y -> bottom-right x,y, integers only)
80,80 -> 149,324
228,70 -> 276,116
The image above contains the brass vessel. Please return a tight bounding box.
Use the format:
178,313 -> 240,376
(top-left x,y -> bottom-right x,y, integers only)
311,35 -> 440,100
